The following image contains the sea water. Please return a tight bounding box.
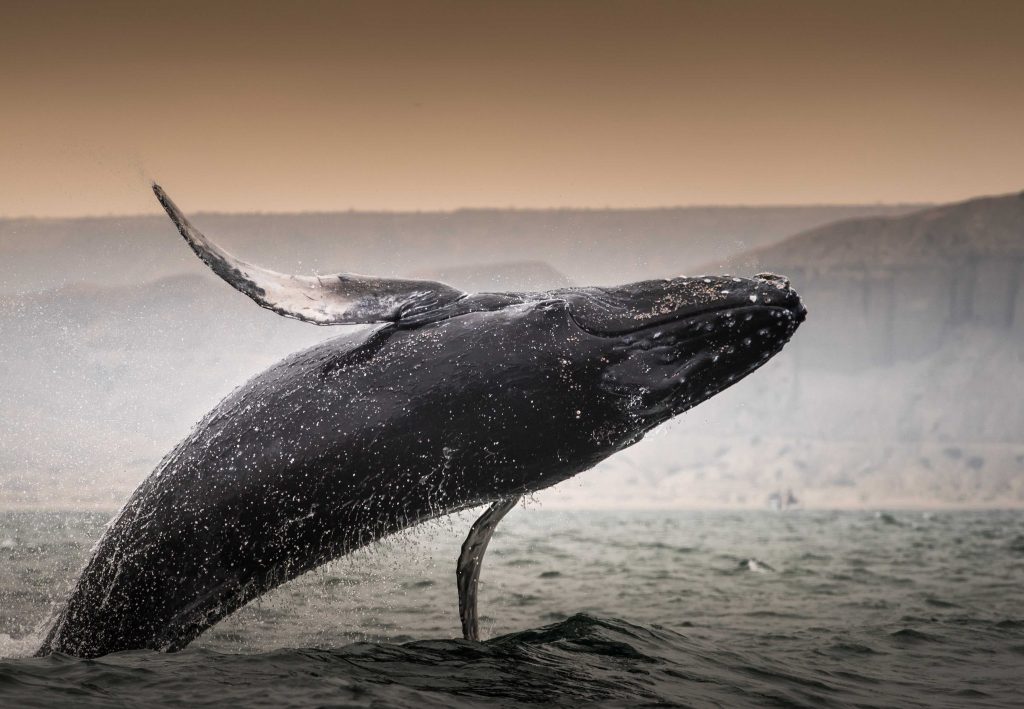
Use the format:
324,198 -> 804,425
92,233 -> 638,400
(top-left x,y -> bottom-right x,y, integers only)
1,508 -> 1022,707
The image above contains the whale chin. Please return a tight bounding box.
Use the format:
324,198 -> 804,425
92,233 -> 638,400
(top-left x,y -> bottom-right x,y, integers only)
599,297 -> 804,422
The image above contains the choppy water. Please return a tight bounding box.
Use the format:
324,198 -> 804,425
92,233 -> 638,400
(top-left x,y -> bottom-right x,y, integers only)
2,508 -> 1023,707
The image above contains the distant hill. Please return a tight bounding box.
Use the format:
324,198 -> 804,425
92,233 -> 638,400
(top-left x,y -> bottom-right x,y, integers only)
719,192 -> 1024,367
740,191 -> 1024,269
0,203 -> 924,295
2,196 -> 1021,510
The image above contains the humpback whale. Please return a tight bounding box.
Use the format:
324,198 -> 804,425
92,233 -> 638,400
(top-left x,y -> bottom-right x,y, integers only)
38,184 -> 805,657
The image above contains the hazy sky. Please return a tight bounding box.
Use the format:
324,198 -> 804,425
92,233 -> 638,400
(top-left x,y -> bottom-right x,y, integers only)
2,0 -> 1023,216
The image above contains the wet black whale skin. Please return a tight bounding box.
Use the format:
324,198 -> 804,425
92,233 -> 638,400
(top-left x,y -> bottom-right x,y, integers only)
39,277 -> 804,658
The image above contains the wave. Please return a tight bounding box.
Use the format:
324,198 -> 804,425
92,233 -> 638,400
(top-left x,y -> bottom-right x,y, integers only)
0,613 -> 850,708
7,611 -> 1014,708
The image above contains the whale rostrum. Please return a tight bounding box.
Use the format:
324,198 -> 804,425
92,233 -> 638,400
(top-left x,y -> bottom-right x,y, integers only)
37,183 -> 806,658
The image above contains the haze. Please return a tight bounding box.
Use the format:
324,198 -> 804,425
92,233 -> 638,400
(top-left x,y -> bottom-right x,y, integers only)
2,0 -> 1023,217
1,1 -> 1022,512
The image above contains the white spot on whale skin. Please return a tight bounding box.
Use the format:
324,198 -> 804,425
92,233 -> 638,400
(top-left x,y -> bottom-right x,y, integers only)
749,294 -> 758,303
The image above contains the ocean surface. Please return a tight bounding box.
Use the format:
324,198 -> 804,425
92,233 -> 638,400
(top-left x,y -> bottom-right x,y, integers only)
1,508 -> 1023,707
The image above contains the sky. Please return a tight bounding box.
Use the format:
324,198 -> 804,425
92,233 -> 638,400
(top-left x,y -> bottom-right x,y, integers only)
2,0 -> 1023,217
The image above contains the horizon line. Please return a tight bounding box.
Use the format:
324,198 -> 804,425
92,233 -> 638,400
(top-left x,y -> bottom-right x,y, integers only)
0,199 -> 939,222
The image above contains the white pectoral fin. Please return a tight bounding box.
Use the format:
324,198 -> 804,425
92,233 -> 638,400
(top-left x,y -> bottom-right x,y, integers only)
153,183 -> 464,325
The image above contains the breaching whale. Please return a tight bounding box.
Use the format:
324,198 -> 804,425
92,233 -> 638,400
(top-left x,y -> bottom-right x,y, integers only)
38,184 -> 806,657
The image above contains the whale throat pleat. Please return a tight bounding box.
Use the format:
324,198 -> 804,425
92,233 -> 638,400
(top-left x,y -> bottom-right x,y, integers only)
152,183 -> 465,325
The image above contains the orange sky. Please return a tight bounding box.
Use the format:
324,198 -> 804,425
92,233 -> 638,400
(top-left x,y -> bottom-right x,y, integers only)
2,0 -> 1023,216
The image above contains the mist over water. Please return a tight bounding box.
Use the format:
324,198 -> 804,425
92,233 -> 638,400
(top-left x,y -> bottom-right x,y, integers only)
3,508 -> 1023,706
4,196 -> 1021,511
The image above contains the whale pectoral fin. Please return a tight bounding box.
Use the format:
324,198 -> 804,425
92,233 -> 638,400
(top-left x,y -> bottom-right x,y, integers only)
456,497 -> 520,641
152,183 -> 465,325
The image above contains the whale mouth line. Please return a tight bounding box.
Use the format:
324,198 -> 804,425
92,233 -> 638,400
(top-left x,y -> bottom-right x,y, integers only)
574,302 -> 802,341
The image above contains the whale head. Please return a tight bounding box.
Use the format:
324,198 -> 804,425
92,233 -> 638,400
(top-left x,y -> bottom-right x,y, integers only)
557,273 -> 806,427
